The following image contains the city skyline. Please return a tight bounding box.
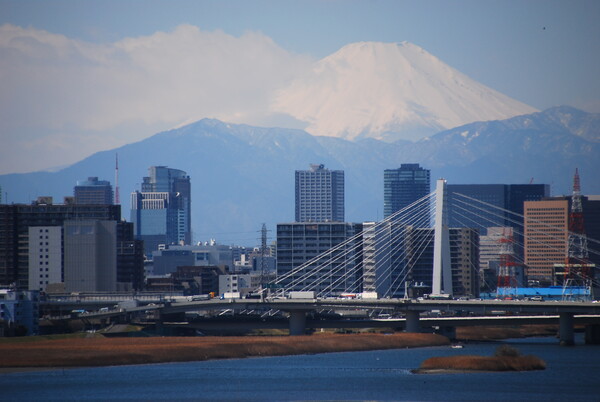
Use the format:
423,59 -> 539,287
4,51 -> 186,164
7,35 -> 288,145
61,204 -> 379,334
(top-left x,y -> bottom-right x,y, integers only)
2,160 -> 597,248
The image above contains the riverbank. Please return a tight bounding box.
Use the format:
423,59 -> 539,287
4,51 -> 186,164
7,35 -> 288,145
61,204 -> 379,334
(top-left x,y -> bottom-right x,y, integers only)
0,333 -> 449,372
456,324 -> 558,341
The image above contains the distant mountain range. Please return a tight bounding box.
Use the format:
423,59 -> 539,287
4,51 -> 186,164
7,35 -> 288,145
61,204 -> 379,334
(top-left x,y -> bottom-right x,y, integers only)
273,41 -> 537,142
1,106 -> 598,246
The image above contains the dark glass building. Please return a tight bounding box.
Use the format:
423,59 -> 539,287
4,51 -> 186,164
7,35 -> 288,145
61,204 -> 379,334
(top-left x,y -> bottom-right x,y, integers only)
74,177 -> 113,205
383,164 -> 430,225
131,166 -> 192,256
447,184 -> 550,230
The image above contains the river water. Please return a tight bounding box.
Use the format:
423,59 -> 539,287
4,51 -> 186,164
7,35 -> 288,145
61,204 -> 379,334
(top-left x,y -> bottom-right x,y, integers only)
1,335 -> 599,401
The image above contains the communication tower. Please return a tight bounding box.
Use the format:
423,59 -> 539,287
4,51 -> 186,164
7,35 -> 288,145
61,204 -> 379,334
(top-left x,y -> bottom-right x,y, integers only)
497,228 -> 519,299
114,153 -> 120,205
561,168 -> 594,299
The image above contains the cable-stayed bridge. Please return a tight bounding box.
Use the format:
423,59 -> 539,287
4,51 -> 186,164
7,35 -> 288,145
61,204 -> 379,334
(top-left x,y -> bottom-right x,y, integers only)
45,179 -> 600,344
270,179 -> 600,301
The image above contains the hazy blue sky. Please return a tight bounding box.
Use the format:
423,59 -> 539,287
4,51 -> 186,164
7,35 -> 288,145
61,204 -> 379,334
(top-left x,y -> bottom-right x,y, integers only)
1,0 -> 599,174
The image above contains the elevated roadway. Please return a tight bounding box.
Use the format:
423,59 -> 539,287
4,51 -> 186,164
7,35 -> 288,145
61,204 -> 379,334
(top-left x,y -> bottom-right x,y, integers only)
68,297 -> 600,344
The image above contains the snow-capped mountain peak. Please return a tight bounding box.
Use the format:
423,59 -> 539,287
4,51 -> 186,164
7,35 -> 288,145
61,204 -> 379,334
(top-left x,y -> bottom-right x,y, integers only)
273,41 -> 537,142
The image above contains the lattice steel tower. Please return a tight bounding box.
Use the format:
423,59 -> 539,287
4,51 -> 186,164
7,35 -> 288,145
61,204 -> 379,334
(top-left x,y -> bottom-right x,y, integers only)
565,168 -> 592,284
497,229 -> 519,298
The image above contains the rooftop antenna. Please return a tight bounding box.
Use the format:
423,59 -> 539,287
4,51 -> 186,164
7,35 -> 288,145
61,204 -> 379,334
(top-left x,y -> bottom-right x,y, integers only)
260,223 -> 267,300
115,153 -> 120,205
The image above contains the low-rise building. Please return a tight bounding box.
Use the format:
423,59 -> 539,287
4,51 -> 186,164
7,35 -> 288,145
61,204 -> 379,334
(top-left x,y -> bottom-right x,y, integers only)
0,289 -> 39,336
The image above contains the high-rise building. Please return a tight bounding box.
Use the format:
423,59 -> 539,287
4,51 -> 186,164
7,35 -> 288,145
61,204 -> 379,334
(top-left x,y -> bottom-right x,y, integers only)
295,164 -> 344,223
74,177 -> 113,205
276,222 -> 362,294
383,164 -> 430,222
131,166 -> 192,256
447,184 -> 550,230
116,222 -> 145,291
64,220 -> 117,292
524,199 -> 569,285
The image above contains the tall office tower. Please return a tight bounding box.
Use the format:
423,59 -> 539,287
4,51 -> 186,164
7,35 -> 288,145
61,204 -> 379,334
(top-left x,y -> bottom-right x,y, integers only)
116,222 -> 145,291
0,198 -> 121,290
447,184 -> 550,230
383,164 -> 430,226
295,164 -> 344,223
142,166 -> 192,244
276,222 -> 363,294
524,199 -> 569,285
131,166 -> 192,256
384,164 -> 430,218
73,177 -> 113,205
404,227 -> 480,297
447,183 -> 550,263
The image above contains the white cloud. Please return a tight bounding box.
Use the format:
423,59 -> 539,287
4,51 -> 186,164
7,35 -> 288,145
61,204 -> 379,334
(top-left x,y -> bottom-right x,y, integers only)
0,24 -> 313,173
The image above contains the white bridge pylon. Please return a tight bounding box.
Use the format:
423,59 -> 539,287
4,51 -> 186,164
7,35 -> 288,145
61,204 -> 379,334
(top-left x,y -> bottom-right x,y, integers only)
432,179 -> 453,297
268,178 -> 456,298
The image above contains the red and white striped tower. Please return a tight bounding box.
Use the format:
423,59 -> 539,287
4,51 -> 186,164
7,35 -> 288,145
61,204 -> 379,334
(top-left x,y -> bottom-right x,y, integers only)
497,228 -> 518,298
566,168 -> 590,281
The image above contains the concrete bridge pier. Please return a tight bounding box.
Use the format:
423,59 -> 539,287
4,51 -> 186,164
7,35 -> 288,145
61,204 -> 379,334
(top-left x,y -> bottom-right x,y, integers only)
435,326 -> 456,341
289,310 -> 308,336
585,324 -> 600,344
155,310 -> 164,336
559,312 -> 575,346
405,311 -> 421,333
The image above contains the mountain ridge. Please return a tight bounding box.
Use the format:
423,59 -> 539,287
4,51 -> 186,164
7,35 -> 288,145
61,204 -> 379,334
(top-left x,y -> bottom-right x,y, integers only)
1,106 -> 598,246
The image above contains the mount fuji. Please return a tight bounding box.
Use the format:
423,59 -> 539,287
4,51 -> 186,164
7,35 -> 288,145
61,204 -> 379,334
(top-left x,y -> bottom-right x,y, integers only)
273,41 -> 537,142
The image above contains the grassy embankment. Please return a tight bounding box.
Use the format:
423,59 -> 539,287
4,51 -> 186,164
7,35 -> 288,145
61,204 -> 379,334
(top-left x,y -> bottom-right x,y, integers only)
0,333 -> 449,369
456,324 -> 558,341
415,344 -> 546,373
